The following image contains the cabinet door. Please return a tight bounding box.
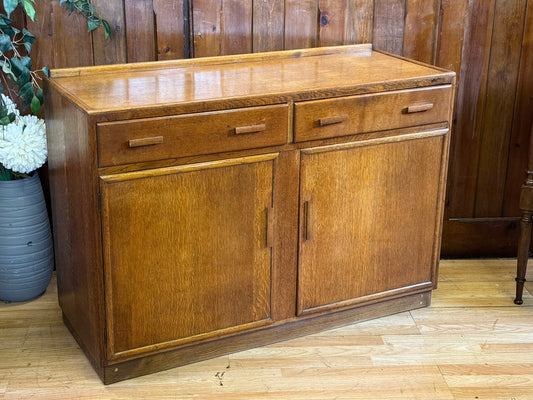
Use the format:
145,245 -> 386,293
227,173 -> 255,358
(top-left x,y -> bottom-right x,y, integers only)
100,154 -> 277,357
298,133 -> 446,315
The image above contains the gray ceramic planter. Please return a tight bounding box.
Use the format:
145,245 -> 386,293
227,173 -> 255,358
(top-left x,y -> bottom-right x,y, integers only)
0,173 -> 54,302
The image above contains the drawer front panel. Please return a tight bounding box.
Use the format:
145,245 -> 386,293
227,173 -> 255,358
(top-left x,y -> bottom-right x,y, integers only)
97,104 -> 289,167
294,86 -> 452,142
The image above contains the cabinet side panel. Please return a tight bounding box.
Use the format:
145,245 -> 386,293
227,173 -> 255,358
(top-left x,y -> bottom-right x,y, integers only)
44,82 -> 105,372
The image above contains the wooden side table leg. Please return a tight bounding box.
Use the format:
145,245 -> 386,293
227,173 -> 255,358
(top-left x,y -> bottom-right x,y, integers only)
515,210 -> 533,304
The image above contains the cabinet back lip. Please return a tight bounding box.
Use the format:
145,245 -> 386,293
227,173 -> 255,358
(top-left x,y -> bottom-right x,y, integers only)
48,44 -> 375,79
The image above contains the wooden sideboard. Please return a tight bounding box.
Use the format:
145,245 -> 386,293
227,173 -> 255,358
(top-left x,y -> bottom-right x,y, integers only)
44,44 -> 455,384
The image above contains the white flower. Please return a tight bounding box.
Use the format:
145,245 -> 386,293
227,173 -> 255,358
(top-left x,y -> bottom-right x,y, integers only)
1,93 -> 20,118
0,114 -> 47,174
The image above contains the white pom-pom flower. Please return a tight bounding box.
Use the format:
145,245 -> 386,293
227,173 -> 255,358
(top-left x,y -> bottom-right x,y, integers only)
0,114 -> 47,174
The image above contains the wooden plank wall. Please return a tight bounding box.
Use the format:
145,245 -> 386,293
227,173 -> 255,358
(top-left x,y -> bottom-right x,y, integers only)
27,0 -> 533,257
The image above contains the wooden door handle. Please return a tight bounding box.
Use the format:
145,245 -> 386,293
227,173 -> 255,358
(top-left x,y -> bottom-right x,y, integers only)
128,136 -> 164,148
318,116 -> 345,127
406,103 -> 434,113
266,207 -> 274,248
234,124 -> 267,135
303,200 -> 312,241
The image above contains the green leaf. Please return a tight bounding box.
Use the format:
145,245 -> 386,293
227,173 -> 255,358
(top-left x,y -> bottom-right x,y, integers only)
20,55 -> 32,69
42,66 -> 50,77
2,26 -> 19,36
10,58 -> 32,86
0,33 -> 14,53
17,69 -> 30,86
0,105 -> 8,118
22,28 -> 35,40
0,111 -> 15,125
87,17 -> 99,32
102,19 -> 111,39
0,14 -> 13,26
36,87 -> 43,104
62,0 -> 74,14
9,57 -> 26,77
0,60 -> 13,76
3,0 -> 18,17
30,94 -> 40,114
20,81 -> 33,97
23,41 -> 32,54
22,28 -> 36,44
22,0 -> 36,21
19,81 -> 34,109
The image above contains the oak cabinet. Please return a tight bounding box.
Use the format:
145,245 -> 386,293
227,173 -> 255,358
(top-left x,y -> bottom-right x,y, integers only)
44,45 -> 455,383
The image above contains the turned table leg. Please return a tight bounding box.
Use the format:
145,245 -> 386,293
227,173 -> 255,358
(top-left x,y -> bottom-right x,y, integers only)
515,210 -> 533,304
515,125 -> 533,305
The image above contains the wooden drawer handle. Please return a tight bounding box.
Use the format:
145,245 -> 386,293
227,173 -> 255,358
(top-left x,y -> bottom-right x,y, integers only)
406,103 -> 434,113
234,124 -> 267,135
128,136 -> 164,148
318,116 -> 345,127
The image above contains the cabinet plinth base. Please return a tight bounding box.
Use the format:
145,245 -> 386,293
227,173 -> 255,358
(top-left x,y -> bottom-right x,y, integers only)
84,291 -> 430,384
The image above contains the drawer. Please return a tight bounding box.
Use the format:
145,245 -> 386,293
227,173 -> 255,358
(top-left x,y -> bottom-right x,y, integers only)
97,104 -> 289,167
294,86 -> 452,142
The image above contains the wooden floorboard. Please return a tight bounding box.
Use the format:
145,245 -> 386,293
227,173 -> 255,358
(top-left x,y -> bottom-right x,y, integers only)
1,259 -> 533,399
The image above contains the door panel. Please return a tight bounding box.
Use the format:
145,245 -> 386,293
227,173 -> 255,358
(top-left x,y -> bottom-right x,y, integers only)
298,135 -> 444,314
100,155 -> 276,356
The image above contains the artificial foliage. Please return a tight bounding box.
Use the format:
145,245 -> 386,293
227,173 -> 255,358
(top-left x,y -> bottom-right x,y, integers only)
0,0 -> 109,180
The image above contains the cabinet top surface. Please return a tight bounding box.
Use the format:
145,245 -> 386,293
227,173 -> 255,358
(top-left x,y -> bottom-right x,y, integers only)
47,45 -> 454,115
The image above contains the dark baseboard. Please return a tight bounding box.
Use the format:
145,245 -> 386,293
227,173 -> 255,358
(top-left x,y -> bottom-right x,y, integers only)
441,217 -> 520,258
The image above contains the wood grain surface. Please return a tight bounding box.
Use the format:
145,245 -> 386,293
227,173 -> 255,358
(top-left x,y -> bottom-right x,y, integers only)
124,0 -> 156,62
1,259 -> 532,398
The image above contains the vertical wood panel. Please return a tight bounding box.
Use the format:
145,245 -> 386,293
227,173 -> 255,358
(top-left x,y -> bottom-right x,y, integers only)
474,0 -> 527,217
403,0 -> 440,64
318,0 -> 346,47
503,0 -> 533,216
284,0 -> 318,50
124,0 -> 156,62
192,0 -> 222,57
344,0 -> 374,44
220,0 -> 253,55
91,0 -> 127,65
252,0 -> 285,52
373,0 -> 406,55
446,0 -> 495,218
28,1 -> 93,69
435,0 -> 468,82
436,0 -> 468,221
154,0 -> 186,60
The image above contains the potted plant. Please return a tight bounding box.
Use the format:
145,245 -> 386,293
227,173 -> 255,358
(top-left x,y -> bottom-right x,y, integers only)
0,93 -> 50,302
0,0 -> 109,302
